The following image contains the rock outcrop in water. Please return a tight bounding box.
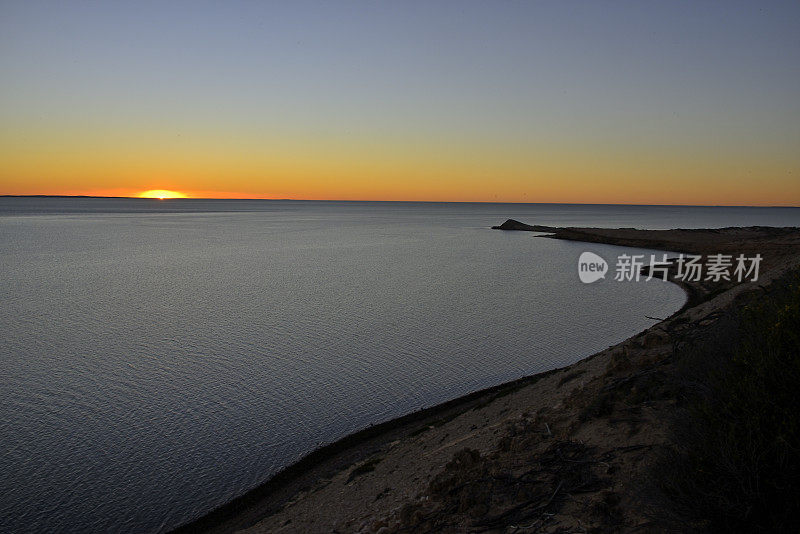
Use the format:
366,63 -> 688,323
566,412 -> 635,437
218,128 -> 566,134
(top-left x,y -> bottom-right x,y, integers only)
491,219 -> 554,232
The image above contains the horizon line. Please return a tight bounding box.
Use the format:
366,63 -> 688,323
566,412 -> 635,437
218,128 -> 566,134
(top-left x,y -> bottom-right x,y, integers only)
1,194 -> 798,209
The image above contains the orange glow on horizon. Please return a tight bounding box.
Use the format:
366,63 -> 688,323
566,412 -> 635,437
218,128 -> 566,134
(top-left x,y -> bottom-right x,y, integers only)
0,185 -> 796,206
2,119 -> 797,206
138,189 -> 188,199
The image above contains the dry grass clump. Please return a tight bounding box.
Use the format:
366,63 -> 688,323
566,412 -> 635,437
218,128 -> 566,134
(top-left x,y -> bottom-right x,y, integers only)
656,269 -> 800,532
390,439 -> 609,532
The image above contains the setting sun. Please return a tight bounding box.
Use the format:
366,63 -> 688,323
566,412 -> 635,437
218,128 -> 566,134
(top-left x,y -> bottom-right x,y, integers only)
138,190 -> 188,199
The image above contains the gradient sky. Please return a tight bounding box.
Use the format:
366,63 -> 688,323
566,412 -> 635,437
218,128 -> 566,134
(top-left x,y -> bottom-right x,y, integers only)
1,1 -> 799,204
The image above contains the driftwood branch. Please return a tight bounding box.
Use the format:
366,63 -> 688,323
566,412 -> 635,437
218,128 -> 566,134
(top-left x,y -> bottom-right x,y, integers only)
475,480 -> 564,528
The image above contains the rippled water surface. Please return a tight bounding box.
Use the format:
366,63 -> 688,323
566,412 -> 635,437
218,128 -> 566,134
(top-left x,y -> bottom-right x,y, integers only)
2,199 -> 797,532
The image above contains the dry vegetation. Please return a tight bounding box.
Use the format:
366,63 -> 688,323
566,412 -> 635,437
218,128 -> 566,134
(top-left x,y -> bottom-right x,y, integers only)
656,269 -> 800,532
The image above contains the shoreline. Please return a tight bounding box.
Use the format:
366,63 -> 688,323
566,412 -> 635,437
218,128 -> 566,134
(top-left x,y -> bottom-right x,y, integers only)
172,366 -> 570,534
171,224 -> 800,533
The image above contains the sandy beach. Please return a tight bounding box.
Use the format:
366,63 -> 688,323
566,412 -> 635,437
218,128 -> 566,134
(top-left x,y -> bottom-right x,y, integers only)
173,224 -> 800,533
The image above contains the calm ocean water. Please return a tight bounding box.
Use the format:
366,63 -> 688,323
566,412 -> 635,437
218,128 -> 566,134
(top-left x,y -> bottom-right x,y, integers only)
2,199 -> 798,533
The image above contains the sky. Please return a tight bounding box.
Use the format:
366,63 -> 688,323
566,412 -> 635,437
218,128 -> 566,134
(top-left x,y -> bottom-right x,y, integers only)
1,1 -> 799,205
